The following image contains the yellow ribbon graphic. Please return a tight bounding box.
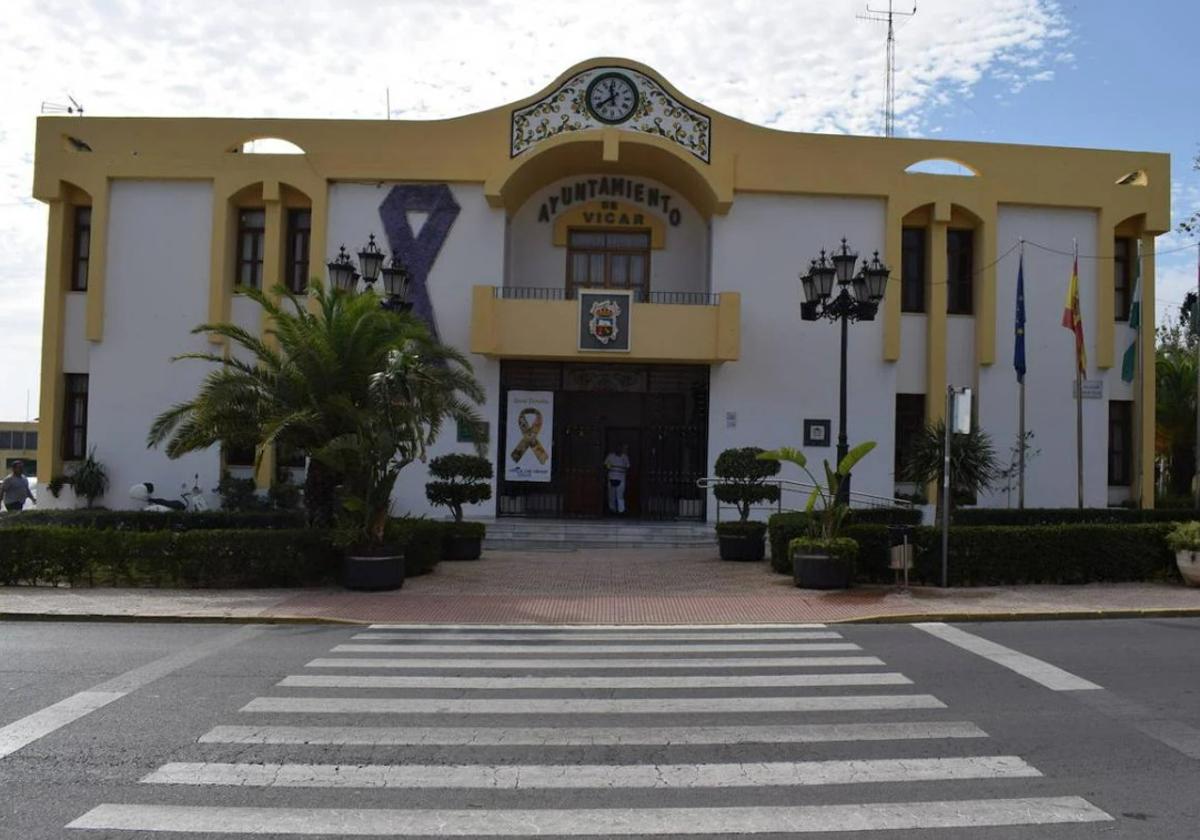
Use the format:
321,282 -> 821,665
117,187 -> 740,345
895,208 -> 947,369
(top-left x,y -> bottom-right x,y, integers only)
511,407 -> 549,465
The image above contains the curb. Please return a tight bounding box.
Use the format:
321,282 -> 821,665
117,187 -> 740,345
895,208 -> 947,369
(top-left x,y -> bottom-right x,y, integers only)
2,608 -> 1199,626
0,612 -> 367,626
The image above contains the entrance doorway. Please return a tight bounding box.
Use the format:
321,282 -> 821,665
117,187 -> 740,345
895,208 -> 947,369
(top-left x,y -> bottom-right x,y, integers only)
498,362 -> 709,520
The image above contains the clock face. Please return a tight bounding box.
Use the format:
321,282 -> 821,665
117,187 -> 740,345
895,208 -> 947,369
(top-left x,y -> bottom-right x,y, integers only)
585,73 -> 639,124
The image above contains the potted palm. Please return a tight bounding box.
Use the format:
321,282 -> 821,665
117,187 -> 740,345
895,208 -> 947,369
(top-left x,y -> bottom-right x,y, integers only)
425,453 -> 493,561
758,442 -> 875,589
1166,522 -> 1200,586
903,420 -> 998,525
712,447 -> 781,561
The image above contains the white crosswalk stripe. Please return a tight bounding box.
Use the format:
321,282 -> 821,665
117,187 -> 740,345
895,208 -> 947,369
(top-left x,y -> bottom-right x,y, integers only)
66,623 -> 1113,836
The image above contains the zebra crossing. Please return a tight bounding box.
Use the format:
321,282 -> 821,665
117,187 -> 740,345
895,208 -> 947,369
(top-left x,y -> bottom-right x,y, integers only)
67,623 -> 1112,836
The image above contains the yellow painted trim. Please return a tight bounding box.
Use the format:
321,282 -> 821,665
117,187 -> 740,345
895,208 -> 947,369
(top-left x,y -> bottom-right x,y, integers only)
36,198 -> 70,480
552,200 -> 666,247
470,286 -> 739,364
1138,233 -> 1156,508
974,208 -> 996,366
882,200 -> 904,361
83,181 -> 108,342
1095,209 -> 1115,369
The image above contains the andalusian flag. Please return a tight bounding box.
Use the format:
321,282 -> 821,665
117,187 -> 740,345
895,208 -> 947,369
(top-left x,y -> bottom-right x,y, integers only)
1061,252 -> 1087,378
1120,244 -> 1141,384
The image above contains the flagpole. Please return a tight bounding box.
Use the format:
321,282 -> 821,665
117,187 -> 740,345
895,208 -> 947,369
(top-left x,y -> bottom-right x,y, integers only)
1018,240 -> 1026,509
1194,240 -> 1200,509
1135,239 -> 1144,509
1074,239 -> 1084,509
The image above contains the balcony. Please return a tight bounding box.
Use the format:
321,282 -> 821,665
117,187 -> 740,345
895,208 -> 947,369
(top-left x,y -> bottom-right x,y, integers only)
469,285 -> 740,364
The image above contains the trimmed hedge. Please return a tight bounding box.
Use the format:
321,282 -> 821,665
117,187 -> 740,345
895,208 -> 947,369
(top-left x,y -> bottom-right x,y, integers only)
385,517 -> 449,576
952,508 -> 1200,526
0,509 -> 306,532
767,509 -> 922,571
768,520 -> 1176,585
0,527 -> 339,588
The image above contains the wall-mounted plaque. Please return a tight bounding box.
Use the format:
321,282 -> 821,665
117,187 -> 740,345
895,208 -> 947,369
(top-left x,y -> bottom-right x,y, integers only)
804,419 -> 831,447
578,289 -> 633,352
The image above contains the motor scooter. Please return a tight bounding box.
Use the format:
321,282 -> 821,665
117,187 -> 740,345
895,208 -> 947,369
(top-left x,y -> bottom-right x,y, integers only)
129,474 -> 209,512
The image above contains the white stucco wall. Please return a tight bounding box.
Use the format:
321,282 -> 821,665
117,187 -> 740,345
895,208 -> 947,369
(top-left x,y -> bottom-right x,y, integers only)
978,205 -> 1120,508
80,181 -> 220,508
326,182 -> 504,519
507,174 -> 708,295
708,194 -> 894,517
945,316 -> 976,391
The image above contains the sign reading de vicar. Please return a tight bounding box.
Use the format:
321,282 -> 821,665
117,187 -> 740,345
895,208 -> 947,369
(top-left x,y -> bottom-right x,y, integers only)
505,390 -> 554,483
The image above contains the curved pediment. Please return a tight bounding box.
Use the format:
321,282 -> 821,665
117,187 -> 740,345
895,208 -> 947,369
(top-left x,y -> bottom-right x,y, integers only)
511,62 -> 711,164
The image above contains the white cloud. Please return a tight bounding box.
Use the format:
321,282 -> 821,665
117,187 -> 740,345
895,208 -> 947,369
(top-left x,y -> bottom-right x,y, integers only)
1,0 -> 1072,417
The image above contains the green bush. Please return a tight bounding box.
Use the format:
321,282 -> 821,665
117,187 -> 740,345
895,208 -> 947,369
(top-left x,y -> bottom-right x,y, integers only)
789,536 -> 859,563
445,520 -> 486,540
217,472 -> 268,512
713,447 -> 780,521
425,454 -> 493,523
0,527 -> 339,588
767,518 -> 1174,585
952,507 -> 1200,526
716,520 -> 768,539
384,517 -> 448,576
767,509 -> 921,571
1167,521 -> 1200,552
0,509 -> 306,531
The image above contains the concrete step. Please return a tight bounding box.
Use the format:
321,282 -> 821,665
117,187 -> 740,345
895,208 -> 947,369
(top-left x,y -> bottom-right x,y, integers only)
481,517 -> 716,551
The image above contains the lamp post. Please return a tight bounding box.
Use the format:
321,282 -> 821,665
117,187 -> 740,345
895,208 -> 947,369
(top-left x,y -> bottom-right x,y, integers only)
326,234 -> 412,313
799,238 -> 891,503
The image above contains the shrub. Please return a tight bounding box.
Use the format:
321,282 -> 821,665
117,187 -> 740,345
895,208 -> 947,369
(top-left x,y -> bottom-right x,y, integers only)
268,476 -> 303,511
789,536 -> 859,564
953,507 -> 1200,526
0,527 -> 338,588
716,521 -> 767,539
1166,521 -> 1200,552
47,449 -> 110,508
217,472 -> 267,512
767,509 -> 921,571
425,454 -> 493,522
712,447 -> 780,522
384,517 -> 448,576
0,509 -> 306,531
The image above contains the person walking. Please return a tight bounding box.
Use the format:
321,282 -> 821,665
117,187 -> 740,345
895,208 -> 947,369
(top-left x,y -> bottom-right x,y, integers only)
2,460 -> 34,512
603,444 -> 631,516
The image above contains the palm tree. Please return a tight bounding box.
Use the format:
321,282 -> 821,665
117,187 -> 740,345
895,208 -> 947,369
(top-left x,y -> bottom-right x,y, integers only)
904,420 -> 998,524
1155,341 -> 1197,498
147,282 -> 485,527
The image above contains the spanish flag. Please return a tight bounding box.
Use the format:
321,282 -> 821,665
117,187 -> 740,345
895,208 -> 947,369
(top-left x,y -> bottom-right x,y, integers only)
1061,253 -> 1087,378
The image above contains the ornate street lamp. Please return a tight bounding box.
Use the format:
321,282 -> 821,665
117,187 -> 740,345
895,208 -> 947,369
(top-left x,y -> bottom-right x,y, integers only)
798,238 -> 891,502
328,236 -> 412,313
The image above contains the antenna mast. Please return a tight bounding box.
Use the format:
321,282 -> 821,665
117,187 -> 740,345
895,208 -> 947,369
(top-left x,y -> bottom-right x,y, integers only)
858,2 -> 916,137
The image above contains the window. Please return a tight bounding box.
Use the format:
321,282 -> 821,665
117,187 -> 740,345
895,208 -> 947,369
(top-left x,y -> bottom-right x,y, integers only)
946,228 -> 974,315
1114,237 -> 1134,321
223,443 -> 256,468
276,442 -> 306,469
7,458 -> 37,475
285,209 -> 312,294
23,431 -> 37,450
894,393 -> 926,479
0,431 -> 10,449
70,206 -> 91,291
900,227 -> 926,313
1108,400 -> 1133,486
63,374 -> 89,461
566,230 -> 650,300
235,208 -> 266,289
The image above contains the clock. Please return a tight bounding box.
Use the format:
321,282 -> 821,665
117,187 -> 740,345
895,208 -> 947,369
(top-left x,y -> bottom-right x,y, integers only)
585,72 -> 640,124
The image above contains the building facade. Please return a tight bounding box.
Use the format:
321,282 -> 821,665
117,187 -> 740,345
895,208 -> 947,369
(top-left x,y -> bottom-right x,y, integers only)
32,59 -> 1167,516
0,421 -> 39,481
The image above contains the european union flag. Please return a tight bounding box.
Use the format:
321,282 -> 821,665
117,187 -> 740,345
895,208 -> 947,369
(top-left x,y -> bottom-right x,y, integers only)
1014,250 -> 1026,383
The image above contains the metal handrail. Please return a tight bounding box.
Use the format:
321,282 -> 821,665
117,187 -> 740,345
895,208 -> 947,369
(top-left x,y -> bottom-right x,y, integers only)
696,476 -> 914,522
495,286 -> 720,306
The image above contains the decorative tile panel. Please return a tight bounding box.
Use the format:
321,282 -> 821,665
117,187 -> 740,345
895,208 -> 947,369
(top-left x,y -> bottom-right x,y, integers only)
511,67 -> 711,163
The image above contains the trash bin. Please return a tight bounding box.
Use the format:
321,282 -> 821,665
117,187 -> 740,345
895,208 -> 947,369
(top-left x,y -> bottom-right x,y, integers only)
886,524 -> 915,588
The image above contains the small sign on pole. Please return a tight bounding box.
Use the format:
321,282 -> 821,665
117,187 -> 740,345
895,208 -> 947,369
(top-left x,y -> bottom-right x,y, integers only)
952,387 -> 972,434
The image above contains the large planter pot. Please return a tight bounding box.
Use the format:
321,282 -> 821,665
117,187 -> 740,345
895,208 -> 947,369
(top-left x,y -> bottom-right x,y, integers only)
718,532 -> 765,562
793,550 -> 853,590
343,550 -> 405,591
1176,550 -> 1200,587
443,533 -> 483,561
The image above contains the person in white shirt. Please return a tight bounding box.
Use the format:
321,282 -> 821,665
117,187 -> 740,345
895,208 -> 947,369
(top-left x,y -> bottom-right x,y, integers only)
603,444 -> 631,515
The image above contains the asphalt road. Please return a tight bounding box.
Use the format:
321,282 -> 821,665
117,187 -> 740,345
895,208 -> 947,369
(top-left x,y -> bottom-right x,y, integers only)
2,617 -> 1199,838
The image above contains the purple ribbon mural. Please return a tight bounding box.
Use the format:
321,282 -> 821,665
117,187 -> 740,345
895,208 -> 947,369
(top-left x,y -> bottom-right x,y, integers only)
378,184 -> 461,341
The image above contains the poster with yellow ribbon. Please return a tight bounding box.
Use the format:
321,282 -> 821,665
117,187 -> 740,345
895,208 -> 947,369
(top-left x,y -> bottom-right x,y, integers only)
505,390 -> 554,482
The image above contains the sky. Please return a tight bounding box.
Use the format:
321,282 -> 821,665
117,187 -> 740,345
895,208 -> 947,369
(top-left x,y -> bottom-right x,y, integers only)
1,0 -> 1198,420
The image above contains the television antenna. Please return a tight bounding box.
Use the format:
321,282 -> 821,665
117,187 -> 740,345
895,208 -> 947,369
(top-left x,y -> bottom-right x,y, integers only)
858,2 -> 916,138
41,95 -> 85,116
